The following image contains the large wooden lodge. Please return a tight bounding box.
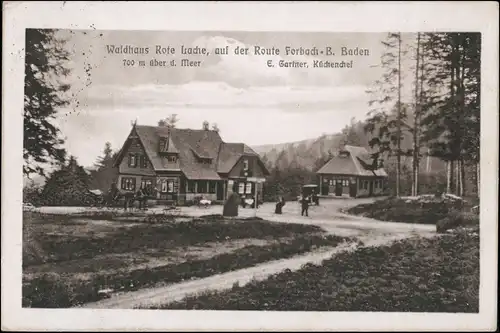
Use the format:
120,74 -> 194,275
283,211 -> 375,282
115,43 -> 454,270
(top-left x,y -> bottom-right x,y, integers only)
113,123 -> 270,205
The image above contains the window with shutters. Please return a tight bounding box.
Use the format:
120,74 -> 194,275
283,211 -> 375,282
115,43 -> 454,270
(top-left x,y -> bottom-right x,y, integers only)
141,179 -> 153,189
160,180 -> 175,193
160,180 -> 166,193
121,177 -> 136,191
167,180 -> 174,193
238,182 -> 245,194
245,182 -> 252,194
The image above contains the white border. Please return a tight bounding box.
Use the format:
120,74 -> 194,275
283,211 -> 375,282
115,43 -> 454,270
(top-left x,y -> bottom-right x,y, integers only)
2,1 -> 498,331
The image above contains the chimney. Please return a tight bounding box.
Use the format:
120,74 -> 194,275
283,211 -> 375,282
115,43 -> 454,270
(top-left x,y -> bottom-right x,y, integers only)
202,121 -> 209,130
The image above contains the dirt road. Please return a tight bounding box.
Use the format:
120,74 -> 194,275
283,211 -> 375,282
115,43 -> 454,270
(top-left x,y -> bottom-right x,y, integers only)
80,198 -> 436,309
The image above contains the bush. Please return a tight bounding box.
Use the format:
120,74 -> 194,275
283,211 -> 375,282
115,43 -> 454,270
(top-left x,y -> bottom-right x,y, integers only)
24,213 -> 327,266
23,233 -> 354,308
23,273 -> 79,308
160,230 -> 479,312
436,210 -> 480,233
223,193 -> 240,217
347,197 -> 477,225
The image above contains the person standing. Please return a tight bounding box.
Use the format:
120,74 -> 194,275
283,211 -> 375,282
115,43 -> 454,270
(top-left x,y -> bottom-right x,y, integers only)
275,196 -> 283,214
301,195 -> 310,217
136,186 -> 146,210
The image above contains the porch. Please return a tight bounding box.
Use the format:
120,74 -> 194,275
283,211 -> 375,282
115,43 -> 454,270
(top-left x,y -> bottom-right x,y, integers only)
318,174 -> 387,198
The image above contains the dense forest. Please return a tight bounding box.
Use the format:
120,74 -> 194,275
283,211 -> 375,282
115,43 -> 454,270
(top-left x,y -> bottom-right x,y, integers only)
258,32 -> 480,201
24,31 -> 480,205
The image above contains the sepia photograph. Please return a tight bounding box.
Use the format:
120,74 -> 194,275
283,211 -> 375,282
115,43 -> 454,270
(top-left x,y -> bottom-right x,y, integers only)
2,1 -> 498,331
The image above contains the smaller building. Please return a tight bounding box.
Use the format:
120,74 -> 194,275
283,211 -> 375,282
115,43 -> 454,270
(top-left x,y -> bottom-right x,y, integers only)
316,145 -> 388,198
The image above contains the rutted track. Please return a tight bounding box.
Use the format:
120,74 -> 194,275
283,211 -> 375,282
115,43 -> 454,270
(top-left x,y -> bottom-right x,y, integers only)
80,200 -> 436,309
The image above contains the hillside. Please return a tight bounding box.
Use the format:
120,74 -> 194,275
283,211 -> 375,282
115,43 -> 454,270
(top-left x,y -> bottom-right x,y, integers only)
253,130 -> 446,175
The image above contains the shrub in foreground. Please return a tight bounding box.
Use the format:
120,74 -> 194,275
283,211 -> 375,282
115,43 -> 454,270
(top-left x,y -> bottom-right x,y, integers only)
23,234 -> 354,308
159,230 -> 479,313
436,211 -> 479,233
23,213 -> 324,266
347,197 -> 478,227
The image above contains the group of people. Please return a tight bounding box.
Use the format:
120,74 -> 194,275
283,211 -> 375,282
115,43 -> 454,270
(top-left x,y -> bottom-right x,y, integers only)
106,182 -> 154,211
274,191 -> 319,217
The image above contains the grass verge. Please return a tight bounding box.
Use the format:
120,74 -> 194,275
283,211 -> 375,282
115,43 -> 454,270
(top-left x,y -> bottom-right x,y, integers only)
157,228 -> 479,312
23,212 -> 355,308
23,212 -> 324,266
346,197 -> 479,227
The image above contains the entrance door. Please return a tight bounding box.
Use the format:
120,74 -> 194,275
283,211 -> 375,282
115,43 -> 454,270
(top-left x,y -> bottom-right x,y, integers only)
349,181 -> 357,197
335,182 -> 343,196
216,181 -> 224,201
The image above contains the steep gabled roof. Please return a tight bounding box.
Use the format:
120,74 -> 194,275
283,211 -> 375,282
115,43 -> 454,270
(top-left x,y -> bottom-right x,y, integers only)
168,128 -> 221,180
115,125 -> 268,180
217,143 -> 256,173
159,135 -> 179,154
216,142 -> 270,175
134,126 -> 182,171
316,145 -> 388,177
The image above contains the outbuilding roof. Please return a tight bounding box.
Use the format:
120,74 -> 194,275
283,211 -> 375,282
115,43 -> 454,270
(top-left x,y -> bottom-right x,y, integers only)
316,145 -> 388,177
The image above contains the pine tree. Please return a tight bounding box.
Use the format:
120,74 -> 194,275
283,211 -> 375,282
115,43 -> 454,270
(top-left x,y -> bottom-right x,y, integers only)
419,32 -> 480,196
89,142 -> 119,192
410,32 -> 427,196
94,142 -> 113,168
365,33 -> 409,197
41,156 -> 94,206
24,29 -> 70,177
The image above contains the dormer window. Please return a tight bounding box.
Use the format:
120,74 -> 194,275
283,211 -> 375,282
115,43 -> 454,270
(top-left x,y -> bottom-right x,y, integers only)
167,155 -> 177,163
159,137 -> 169,152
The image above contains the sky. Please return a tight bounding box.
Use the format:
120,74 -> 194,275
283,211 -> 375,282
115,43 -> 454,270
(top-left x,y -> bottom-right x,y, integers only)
50,30 -> 416,167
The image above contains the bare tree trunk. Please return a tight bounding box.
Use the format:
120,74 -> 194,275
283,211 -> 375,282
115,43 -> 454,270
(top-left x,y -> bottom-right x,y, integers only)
446,161 -> 453,193
476,162 -> 480,198
396,33 -> 402,197
448,37 -> 457,195
457,34 -> 466,198
447,160 -> 455,194
457,159 -> 464,196
412,33 -> 421,197
417,46 -> 425,194
455,161 -> 460,196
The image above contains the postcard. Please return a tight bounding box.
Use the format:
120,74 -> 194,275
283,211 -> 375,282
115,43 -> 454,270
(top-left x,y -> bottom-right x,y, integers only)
2,1 -> 498,331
